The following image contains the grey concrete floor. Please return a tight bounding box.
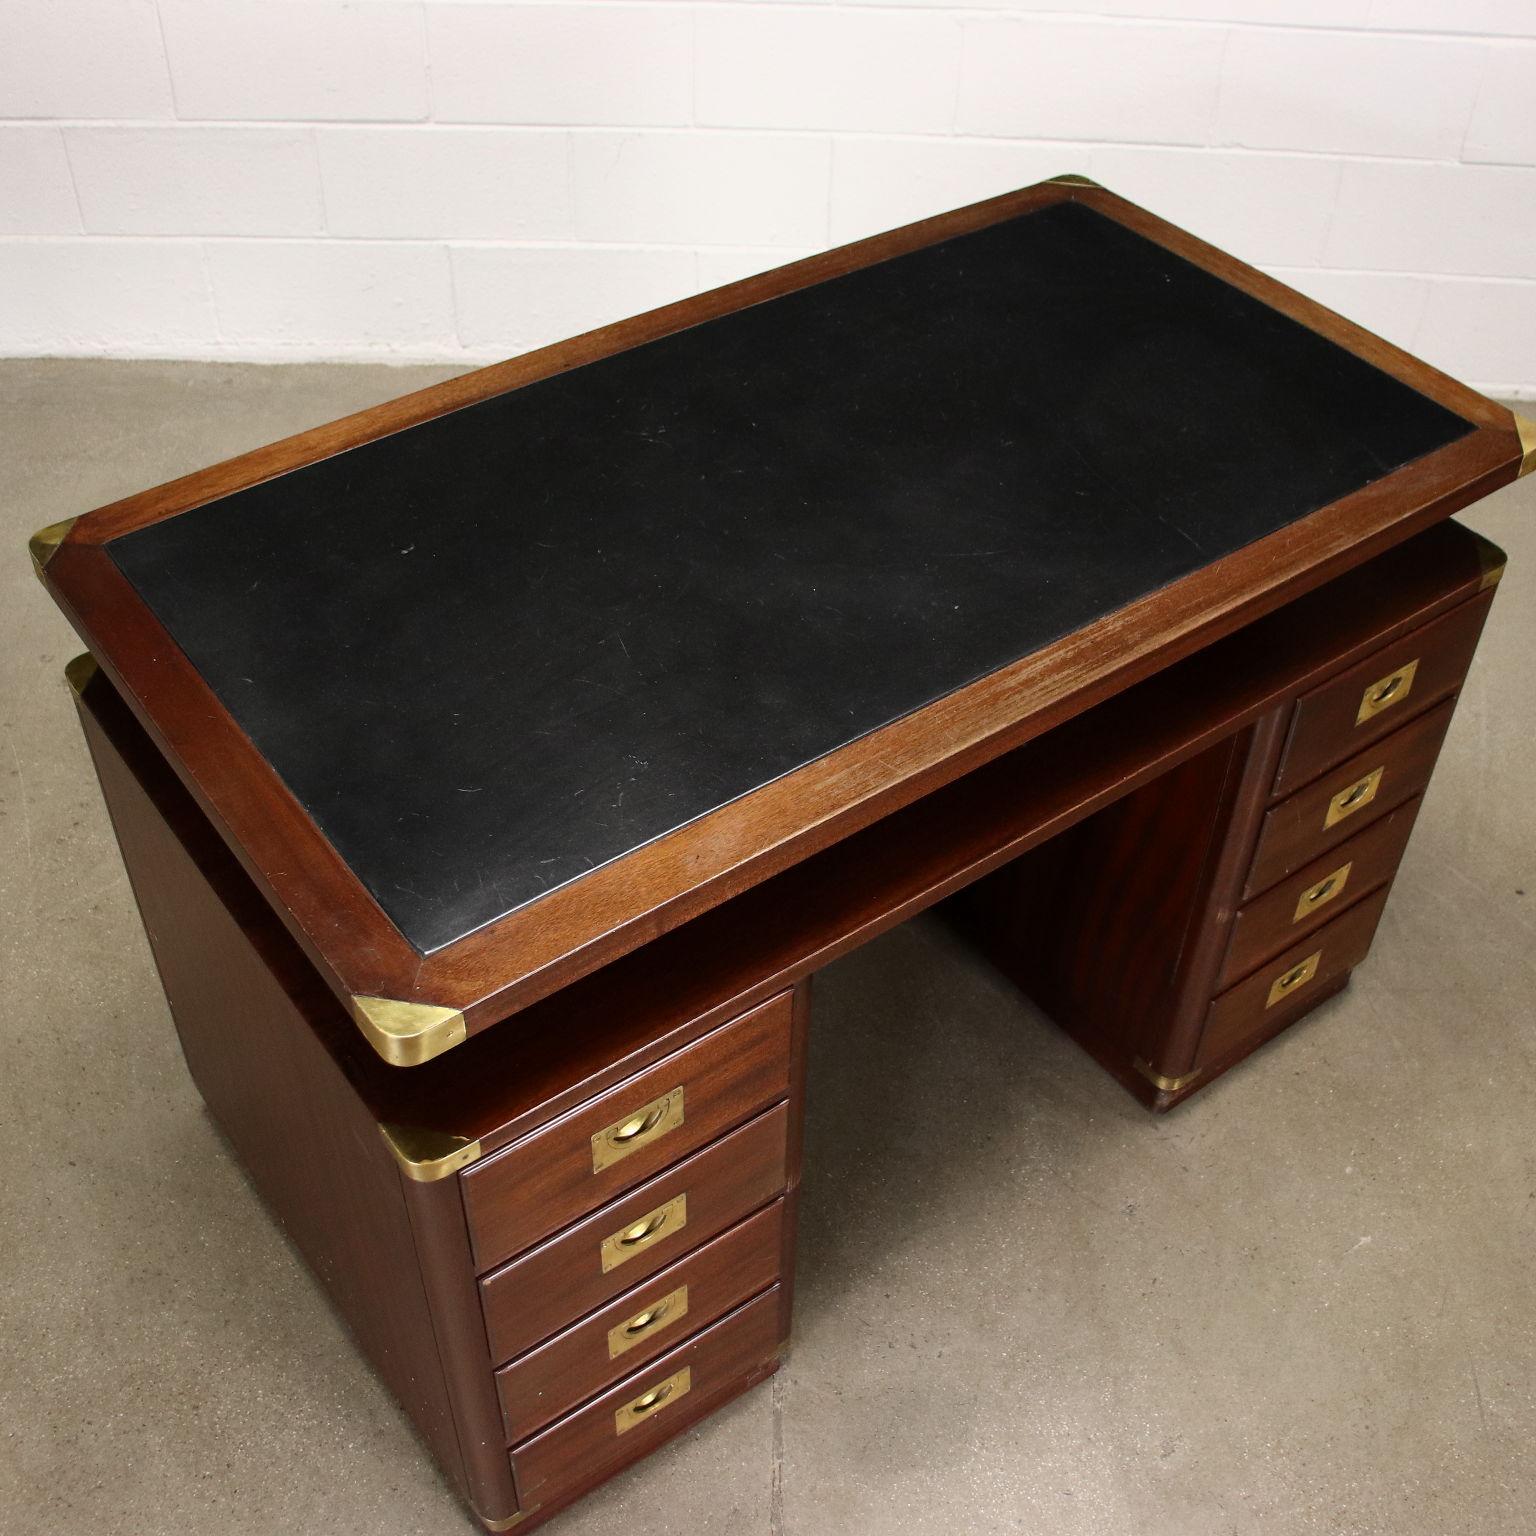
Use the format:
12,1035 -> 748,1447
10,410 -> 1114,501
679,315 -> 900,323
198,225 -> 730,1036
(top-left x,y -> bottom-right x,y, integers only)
1,359 -> 1532,1536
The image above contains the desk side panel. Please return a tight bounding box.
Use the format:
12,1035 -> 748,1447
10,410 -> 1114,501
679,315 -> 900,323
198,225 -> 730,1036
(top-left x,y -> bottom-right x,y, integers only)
72,680 -> 480,1512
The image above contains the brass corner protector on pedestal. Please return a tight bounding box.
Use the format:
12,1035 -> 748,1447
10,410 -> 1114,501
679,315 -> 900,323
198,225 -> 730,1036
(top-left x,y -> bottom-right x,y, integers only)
1133,1057 -> 1202,1094
377,1121 -> 482,1183
349,994 -> 466,1066
28,516 -> 78,577
64,652 -> 99,696
476,1508 -> 529,1532
1514,412 -> 1536,478
1048,172 -> 1100,188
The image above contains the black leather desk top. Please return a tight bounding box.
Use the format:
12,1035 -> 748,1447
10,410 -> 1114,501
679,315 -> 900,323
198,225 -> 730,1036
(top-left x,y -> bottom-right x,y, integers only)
108,199 -> 1470,954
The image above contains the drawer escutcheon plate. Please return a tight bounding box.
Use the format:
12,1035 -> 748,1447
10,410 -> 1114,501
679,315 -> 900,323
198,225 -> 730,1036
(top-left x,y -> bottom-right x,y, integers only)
592,1087 -> 686,1174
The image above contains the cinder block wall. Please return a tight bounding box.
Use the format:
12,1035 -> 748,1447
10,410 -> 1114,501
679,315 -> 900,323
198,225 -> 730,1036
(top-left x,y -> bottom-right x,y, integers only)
1,0 -> 1532,392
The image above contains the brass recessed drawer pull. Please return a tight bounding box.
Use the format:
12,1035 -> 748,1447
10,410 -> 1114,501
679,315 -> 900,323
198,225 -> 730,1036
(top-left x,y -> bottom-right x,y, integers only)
1294,861 -> 1352,923
1357,659 -> 1418,724
615,1367 -> 691,1435
1266,951 -> 1321,1008
1323,766 -> 1383,829
608,1284 -> 690,1359
600,1193 -> 687,1273
591,1087 -> 686,1174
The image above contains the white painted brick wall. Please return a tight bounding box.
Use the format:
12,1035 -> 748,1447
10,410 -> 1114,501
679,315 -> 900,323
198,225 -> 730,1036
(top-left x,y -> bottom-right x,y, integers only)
428,5 -> 693,126
66,127 -> 325,235
0,0 -> 1533,394
158,0 -> 430,121
316,128 -> 572,239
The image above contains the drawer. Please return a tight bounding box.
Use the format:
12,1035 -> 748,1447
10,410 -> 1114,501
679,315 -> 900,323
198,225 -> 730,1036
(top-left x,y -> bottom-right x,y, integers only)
495,1200 -> 784,1445
480,1103 -> 788,1366
509,1286 -> 783,1509
464,990 -> 792,1271
1197,884 -> 1390,1068
1218,797 -> 1421,989
1243,697 -> 1453,900
1273,593 -> 1490,797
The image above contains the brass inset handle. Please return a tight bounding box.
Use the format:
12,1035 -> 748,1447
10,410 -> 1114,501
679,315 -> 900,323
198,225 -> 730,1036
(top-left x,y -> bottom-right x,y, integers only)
600,1194 -> 687,1272
614,1366 -> 692,1435
1293,860 -> 1352,923
1266,950 -> 1321,1008
591,1087 -> 685,1173
616,1106 -> 667,1142
1356,659 -> 1418,724
609,1285 -> 690,1358
1324,766 -> 1383,829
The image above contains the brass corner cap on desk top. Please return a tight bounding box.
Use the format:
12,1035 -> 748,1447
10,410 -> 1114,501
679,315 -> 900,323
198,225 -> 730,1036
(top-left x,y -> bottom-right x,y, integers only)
378,1122 -> 483,1183
1515,412 -> 1536,478
349,994 -> 466,1066
28,516 -> 78,577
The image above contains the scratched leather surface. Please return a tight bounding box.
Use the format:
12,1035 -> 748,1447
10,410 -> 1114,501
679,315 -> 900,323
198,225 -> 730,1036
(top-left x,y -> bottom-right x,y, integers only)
108,199 -> 1470,952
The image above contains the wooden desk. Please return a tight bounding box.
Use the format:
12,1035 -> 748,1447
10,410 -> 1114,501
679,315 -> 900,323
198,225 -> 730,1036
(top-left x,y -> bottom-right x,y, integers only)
30,177 -> 1533,1530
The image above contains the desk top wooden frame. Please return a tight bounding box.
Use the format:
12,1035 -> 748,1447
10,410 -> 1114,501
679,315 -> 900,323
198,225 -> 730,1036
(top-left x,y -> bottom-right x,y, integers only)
32,176 -> 1532,1063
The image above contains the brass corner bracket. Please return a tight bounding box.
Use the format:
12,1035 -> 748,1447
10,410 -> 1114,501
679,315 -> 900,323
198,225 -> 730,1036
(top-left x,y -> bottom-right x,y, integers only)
1133,1057 -> 1202,1095
1048,172 -> 1100,189
64,652 -> 100,696
28,516 -> 78,577
378,1121 -> 482,1183
349,994 -> 466,1066
476,1505 -> 531,1529
1514,412 -> 1536,478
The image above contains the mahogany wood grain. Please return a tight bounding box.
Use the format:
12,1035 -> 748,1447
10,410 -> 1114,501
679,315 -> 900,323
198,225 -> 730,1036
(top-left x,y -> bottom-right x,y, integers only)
509,1288 -> 783,1510
398,1174 -> 524,1524
1272,591 -> 1493,795
461,991 -> 791,1271
38,181 -> 1525,1053
71,676 -> 501,1516
949,544 -> 1500,1102
1218,798 -> 1421,989
478,1106 -> 788,1360
1148,710 -> 1292,1078
1151,975 -> 1353,1113
484,1359 -> 783,1533
1243,697 -> 1456,899
956,732 -> 1247,1068
495,1202 -> 783,1444
777,978 -> 813,1347
1196,885 -> 1392,1067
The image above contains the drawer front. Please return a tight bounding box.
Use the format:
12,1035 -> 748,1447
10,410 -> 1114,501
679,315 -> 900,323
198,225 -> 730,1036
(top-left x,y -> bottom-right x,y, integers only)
510,1287 -> 783,1508
1219,798 -> 1420,989
1244,697 -> 1453,900
1273,593 -> 1489,797
480,1103 -> 788,1365
464,991 -> 793,1271
1198,885 -> 1390,1068
496,1201 -> 784,1444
